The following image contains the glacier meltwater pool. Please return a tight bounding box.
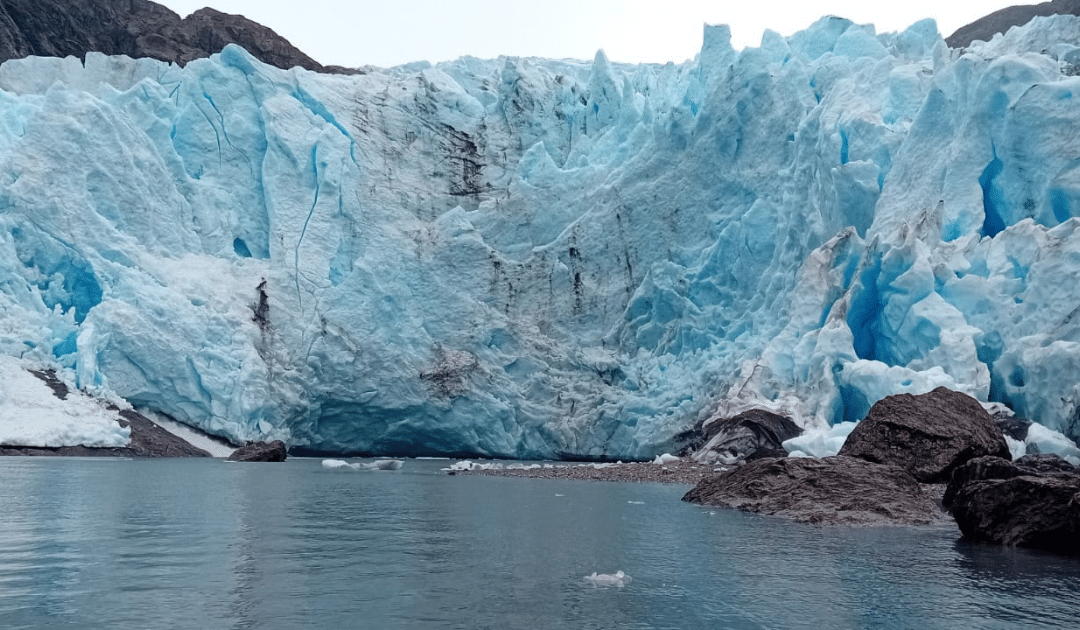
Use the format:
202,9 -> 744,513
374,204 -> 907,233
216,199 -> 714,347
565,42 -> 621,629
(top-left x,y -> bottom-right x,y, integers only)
1,457 -> 1078,629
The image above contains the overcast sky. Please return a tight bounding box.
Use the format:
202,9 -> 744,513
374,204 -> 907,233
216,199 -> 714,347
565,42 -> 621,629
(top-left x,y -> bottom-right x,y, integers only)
158,1 -> 1023,68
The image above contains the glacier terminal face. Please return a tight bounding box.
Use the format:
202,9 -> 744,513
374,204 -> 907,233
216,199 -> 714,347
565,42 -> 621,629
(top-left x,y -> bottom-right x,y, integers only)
4,15 -> 1080,457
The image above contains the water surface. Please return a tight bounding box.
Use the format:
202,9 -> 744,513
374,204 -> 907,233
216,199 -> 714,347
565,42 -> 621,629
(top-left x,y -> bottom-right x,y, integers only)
1,458 -> 1078,629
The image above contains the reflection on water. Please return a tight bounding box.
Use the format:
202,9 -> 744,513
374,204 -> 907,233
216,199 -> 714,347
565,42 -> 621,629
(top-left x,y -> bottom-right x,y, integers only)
0,457 -> 1079,629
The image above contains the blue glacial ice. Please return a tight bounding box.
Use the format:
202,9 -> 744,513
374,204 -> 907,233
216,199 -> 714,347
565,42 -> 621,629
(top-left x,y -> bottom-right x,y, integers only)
3,15 -> 1080,458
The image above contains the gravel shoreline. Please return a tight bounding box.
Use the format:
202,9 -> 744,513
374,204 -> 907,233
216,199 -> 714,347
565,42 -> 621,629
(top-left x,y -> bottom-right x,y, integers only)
448,460 -> 727,485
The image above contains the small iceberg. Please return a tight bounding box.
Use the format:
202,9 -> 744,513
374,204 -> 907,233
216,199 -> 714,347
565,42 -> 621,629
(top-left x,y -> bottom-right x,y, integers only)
584,570 -> 632,587
652,453 -> 680,465
444,460 -> 505,471
370,459 -> 404,470
322,459 -> 405,471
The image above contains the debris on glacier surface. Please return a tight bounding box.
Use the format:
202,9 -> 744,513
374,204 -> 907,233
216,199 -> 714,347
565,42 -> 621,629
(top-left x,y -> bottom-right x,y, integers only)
2,15 -> 1080,457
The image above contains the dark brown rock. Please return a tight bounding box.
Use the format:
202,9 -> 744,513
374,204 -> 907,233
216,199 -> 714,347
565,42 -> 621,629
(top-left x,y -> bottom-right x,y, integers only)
951,472 -> 1080,552
993,410 -> 1031,442
837,388 -> 1010,483
228,440 -> 287,462
682,456 -> 945,526
946,0 -> 1080,48
690,409 -> 803,464
945,454 -> 1080,553
0,0 -> 360,73
942,455 -> 1025,508
117,409 -> 213,457
1016,453 -> 1078,473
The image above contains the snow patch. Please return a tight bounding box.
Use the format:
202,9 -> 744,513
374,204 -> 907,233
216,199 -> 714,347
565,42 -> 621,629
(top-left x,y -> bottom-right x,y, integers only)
783,422 -> 858,458
0,356 -> 129,448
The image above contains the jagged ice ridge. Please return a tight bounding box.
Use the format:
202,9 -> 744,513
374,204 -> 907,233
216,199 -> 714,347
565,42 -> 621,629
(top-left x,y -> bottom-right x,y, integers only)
3,14 -> 1080,458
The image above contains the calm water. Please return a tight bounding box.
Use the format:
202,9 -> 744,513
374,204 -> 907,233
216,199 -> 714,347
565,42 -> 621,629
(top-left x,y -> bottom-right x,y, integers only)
1,458 -> 1079,629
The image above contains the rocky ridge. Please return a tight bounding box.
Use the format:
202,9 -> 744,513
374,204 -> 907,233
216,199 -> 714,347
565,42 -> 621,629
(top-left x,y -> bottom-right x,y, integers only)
946,0 -> 1080,48
0,0 -> 358,73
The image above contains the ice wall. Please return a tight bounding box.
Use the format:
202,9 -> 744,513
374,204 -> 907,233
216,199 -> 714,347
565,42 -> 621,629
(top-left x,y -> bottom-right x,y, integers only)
1,15 -> 1080,457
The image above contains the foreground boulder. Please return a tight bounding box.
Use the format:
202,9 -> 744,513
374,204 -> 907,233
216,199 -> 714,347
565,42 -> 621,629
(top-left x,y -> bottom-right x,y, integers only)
838,388 -> 1010,483
946,454 -> 1080,553
228,440 -> 287,462
682,456 -> 944,526
690,410 -> 803,464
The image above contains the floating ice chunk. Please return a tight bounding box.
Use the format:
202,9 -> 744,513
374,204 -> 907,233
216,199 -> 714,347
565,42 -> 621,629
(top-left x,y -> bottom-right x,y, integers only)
1025,423 -> 1080,466
444,460 -> 503,472
322,459 -> 360,470
322,459 -> 405,471
584,570 -> 632,587
628,501 -> 645,505
783,422 -> 858,458
369,459 -> 404,470
652,453 -> 680,465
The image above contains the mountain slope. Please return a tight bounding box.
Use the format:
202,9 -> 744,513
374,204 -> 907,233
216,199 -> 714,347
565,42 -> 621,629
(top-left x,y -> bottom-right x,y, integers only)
0,0 -> 355,72
946,0 -> 1080,47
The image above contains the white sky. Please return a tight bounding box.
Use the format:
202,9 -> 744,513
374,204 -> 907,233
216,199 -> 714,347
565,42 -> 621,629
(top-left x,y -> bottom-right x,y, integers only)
158,1 -> 1024,68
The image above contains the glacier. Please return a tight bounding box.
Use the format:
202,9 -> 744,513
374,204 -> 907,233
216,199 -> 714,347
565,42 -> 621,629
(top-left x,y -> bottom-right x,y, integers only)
3,14 -> 1080,458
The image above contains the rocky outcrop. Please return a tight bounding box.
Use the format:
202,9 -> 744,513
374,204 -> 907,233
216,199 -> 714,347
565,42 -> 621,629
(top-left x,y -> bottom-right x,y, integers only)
688,409 -> 802,464
228,440 -> 288,462
118,409 -> 214,457
837,388 -> 1010,483
0,0 -> 358,73
946,0 -> 1080,48
682,456 -> 945,526
946,455 -> 1080,553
